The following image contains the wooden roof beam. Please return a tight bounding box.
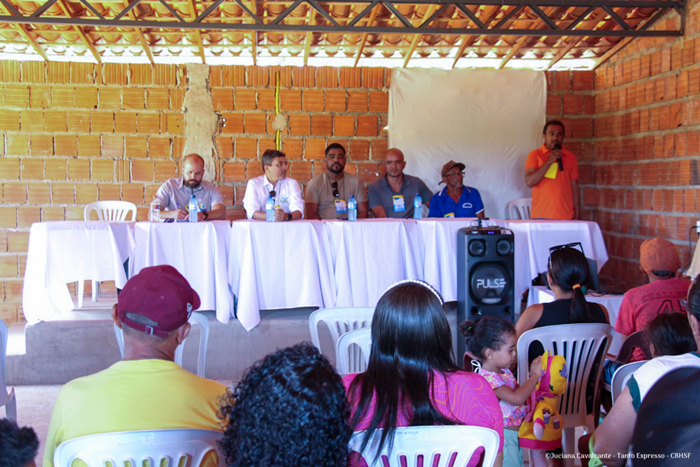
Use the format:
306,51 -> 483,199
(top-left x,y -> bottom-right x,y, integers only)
57,0 -> 101,63
0,3 -> 48,60
120,0 -> 155,64
303,5 -> 314,66
353,5 -> 380,67
452,5 -> 500,68
402,4 -> 436,67
187,0 -> 206,63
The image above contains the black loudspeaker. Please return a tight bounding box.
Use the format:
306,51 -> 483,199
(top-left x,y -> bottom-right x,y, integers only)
457,227 -> 515,363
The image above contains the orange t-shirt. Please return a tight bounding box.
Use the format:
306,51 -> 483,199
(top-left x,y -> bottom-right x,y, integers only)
524,144 -> 578,220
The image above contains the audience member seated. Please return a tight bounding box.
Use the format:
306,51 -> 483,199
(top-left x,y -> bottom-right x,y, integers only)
0,418 -> 39,467
631,366 -> 700,467
367,149 -> 433,218
516,246 -> 610,362
586,275 -> 700,467
429,160 -> 485,219
243,149 -> 304,221
218,342 -> 351,467
154,153 -> 226,221
43,265 -> 228,467
305,143 -> 369,220
344,280 -> 504,467
645,312 -> 697,358
615,238 -> 690,362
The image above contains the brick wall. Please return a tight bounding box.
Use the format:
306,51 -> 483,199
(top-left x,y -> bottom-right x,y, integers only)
587,0 -> 700,290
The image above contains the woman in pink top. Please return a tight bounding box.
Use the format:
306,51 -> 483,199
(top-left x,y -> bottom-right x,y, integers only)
344,280 -> 504,467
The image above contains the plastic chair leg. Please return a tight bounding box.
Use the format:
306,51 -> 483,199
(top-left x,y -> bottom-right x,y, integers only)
91,280 -> 98,302
562,427 -> 575,467
3,389 -> 17,421
77,281 -> 84,308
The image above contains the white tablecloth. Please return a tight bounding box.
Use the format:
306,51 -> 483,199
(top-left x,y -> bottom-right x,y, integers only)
505,220 -> 609,299
228,220 -> 336,331
131,221 -> 234,322
326,219 -> 422,308
526,285 -> 624,354
22,221 -> 135,323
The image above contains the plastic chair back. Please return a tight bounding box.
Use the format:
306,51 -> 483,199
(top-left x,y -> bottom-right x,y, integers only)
507,198 -> 532,220
336,328 -> 371,374
309,307 -> 374,354
517,323 -> 613,467
84,201 -> 137,222
0,320 -> 17,420
114,312 -> 210,377
54,429 -> 223,467
612,331 -> 652,363
611,360 -> 646,403
349,425 -> 500,467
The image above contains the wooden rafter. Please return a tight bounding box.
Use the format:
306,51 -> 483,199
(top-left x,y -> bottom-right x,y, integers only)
452,5 -> 500,68
403,5 -> 436,67
56,0 -> 101,63
546,37 -> 583,69
120,0 -> 154,64
250,0 -> 257,65
498,35 -> 527,68
187,0 -> 206,63
353,5 -> 380,67
0,3 -> 47,59
303,6 -> 314,66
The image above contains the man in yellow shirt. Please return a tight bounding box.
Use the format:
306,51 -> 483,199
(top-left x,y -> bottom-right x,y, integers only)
43,265 -> 228,467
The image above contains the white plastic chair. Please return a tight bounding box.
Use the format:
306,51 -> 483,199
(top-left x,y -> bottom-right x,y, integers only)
349,425 -> 500,467
611,360 -> 646,403
309,307 -> 374,354
114,312 -> 210,377
507,198 -> 532,220
336,327 -> 372,374
517,323 -> 613,467
79,201 -> 138,308
0,320 -> 17,421
54,429 -> 223,467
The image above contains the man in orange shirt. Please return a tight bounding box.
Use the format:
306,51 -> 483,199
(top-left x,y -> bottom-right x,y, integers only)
524,120 -> 579,220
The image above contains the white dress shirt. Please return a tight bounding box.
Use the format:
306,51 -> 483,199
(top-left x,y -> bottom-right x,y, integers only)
243,175 -> 305,219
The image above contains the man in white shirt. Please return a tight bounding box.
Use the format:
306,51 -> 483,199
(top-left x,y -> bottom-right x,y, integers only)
243,149 -> 305,221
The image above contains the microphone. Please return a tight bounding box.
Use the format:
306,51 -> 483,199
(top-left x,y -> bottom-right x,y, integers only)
553,142 -> 563,171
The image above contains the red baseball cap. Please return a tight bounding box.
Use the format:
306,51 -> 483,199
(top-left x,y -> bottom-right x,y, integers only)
117,265 -> 200,338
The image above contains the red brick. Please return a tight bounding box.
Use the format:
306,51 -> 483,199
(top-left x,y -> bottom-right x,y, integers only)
257,89 -> 275,111
289,115 -> 310,135
280,90 -> 302,111
154,160 -> 178,181
546,95 -> 562,116
234,88 -> 256,110
223,161 -> 246,182
147,89 -> 169,110
347,91 -> 368,112
221,112 -> 244,134
245,113 -> 267,134
312,115 -> 333,136
282,139 -> 303,160
21,158 -> 43,179
212,89 -> 233,111
369,91 -> 389,113
572,71 -> 593,91
357,116 -> 378,137
290,161 -> 312,183
304,138 -> 327,160
125,136 -> 148,159
30,134 -> 53,156
235,137 -> 257,159
349,140 -> 370,161
325,91 -> 346,111
303,90 -> 324,111
3,182 -> 26,204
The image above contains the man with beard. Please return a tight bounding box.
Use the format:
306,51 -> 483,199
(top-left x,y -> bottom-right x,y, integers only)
305,143 -> 369,220
368,148 -> 432,218
154,153 -> 226,221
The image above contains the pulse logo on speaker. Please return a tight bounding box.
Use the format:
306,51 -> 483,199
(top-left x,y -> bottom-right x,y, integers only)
476,278 -> 507,289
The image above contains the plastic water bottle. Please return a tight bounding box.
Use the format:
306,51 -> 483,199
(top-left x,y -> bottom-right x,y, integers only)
266,194 -> 275,222
188,195 -> 198,222
413,193 -> 422,219
348,195 -> 357,222
149,199 -> 160,223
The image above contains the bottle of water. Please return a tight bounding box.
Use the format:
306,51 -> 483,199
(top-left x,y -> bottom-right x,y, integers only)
149,199 -> 160,223
413,193 -> 422,219
266,194 -> 275,222
348,195 -> 357,222
188,195 -> 198,222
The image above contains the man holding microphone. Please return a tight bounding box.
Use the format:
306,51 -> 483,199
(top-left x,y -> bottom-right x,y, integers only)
524,120 -> 580,220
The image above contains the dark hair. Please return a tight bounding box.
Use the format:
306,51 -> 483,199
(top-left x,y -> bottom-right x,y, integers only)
548,247 -> 597,324
261,149 -> 286,169
688,275 -> 700,322
0,418 -> 39,467
543,120 -> 565,134
347,281 -> 459,456
646,312 -> 697,357
460,317 -> 516,362
325,143 -> 346,157
219,342 -> 350,467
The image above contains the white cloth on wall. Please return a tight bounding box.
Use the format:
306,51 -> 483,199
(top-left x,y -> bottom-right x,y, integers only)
389,68 -> 546,220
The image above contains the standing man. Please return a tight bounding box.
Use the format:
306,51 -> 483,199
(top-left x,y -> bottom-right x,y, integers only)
368,148 -> 432,218
243,149 -> 304,221
305,143 -> 369,220
154,153 -> 226,221
43,265 -> 227,467
429,160 -> 485,219
524,120 -> 579,220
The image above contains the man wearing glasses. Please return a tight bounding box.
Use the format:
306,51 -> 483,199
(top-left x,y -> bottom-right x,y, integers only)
305,143 -> 369,220
429,160 -> 485,219
368,148 -> 433,218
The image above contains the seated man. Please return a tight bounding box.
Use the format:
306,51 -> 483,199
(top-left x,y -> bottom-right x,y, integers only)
368,148 -> 432,218
154,153 -> 226,221
587,275 -> 700,467
43,265 -> 227,467
0,418 -> 39,467
243,149 -> 304,221
429,160 -> 485,219
615,238 -> 690,363
218,342 -> 351,467
305,143 -> 369,220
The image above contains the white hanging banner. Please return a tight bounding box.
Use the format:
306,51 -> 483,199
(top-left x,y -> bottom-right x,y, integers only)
389,68 -> 546,220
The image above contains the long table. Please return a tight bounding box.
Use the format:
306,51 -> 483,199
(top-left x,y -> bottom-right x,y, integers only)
23,218 -> 609,331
